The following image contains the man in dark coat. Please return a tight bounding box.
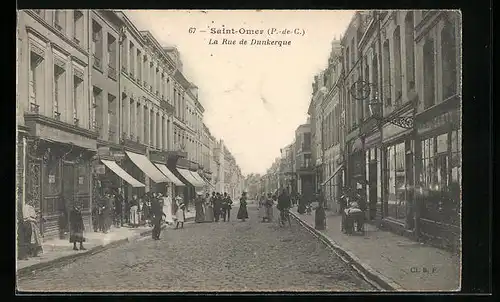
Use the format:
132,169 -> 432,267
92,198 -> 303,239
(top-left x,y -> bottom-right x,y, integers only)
211,192 -> 220,222
222,193 -> 233,222
69,203 -> 86,251
150,194 -> 165,240
277,189 -> 291,225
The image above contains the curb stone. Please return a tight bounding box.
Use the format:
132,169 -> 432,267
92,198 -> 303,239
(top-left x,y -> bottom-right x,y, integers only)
289,211 -> 405,292
16,225 -> 167,279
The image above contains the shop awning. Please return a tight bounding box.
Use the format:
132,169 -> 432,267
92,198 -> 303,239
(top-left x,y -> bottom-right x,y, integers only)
125,151 -> 169,183
101,160 -> 145,187
190,171 -> 210,187
154,163 -> 185,186
177,168 -> 203,187
199,174 -> 216,189
321,164 -> 344,187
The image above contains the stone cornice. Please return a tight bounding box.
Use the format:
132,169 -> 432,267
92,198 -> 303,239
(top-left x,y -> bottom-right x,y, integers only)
24,113 -> 98,140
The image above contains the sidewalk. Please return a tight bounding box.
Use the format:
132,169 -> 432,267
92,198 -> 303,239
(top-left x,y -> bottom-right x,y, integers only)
290,210 -> 460,291
17,211 -> 195,277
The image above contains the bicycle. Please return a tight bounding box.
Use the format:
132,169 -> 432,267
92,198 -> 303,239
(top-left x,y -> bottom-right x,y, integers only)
278,207 -> 292,227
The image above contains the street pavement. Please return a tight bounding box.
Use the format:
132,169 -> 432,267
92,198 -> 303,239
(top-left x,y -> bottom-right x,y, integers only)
17,204 -> 377,292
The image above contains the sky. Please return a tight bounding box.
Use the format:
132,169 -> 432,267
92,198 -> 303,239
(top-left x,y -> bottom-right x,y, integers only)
126,10 -> 355,176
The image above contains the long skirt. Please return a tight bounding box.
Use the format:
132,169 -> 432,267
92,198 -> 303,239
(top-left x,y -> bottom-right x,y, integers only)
237,205 -> 249,220
69,228 -> 86,243
163,203 -> 174,224
22,220 -> 43,256
266,206 -> 274,222
195,203 -> 205,223
129,206 -> 140,226
175,209 -> 185,223
258,206 -> 267,220
204,205 -> 214,222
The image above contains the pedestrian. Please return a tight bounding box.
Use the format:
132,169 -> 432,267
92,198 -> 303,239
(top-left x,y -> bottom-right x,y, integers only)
265,193 -> 275,222
69,203 -> 86,251
138,196 -> 145,226
174,195 -> 185,229
224,194 -> 233,222
194,191 -> 205,223
19,198 -> 43,259
91,201 -> 99,232
162,192 -> 174,225
144,194 -> 152,227
211,192 -> 220,222
277,189 -> 291,226
113,190 -> 123,227
237,192 -> 249,222
151,194 -> 166,240
129,194 -> 139,227
204,193 -> 214,222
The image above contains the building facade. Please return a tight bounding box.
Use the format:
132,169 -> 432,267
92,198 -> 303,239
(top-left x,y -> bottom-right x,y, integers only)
17,9 -> 244,242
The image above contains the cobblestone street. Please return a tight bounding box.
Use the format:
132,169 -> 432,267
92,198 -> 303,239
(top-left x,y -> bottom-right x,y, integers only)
17,204 -> 376,292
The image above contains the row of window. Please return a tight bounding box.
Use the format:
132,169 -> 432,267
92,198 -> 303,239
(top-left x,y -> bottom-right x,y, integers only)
331,11 -> 458,132
33,10 -> 86,48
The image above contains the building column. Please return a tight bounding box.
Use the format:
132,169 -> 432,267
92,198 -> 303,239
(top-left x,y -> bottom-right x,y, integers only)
152,109 -> 157,148
152,61 -> 156,93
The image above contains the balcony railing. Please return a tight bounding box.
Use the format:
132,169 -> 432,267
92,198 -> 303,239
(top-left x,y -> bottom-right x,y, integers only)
54,23 -> 63,32
53,111 -> 61,120
121,66 -> 126,73
73,117 -> 79,126
93,55 -> 102,70
108,65 -> 117,80
73,36 -> 80,45
143,80 -> 147,87
29,102 -> 40,113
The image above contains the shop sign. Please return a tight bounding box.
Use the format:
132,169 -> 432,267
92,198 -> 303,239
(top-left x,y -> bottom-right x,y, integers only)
78,176 -> 84,185
48,174 -> 55,183
112,151 -> 126,161
417,110 -> 460,135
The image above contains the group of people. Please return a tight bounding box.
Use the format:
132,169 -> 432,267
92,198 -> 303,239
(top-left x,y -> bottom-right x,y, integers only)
193,191 -> 249,223
258,190 -> 292,226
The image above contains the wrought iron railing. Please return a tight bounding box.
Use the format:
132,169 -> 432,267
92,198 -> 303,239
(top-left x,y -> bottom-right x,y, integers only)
73,36 -> 80,44
53,111 -> 61,120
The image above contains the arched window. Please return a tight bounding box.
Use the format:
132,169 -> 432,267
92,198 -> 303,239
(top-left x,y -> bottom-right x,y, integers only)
441,17 -> 457,100
423,37 -> 436,109
393,26 -> 402,103
405,12 -> 416,91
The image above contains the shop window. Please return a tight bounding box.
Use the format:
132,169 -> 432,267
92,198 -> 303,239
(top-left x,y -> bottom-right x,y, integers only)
45,158 -> 61,196
77,163 -> 89,195
385,142 -> 407,221
419,133 -> 459,226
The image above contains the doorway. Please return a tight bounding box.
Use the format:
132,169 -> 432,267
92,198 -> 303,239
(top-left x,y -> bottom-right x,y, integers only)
61,162 -> 76,237
368,161 -> 378,220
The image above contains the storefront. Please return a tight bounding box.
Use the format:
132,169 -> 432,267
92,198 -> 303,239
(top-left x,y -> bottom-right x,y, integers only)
414,98 -> 461,249
23,114 -> 98,240
381,118 -> 415,234
347,137 -> 364,193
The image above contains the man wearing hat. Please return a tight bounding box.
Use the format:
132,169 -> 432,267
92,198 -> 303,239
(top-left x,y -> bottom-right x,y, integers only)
151,193 -> 166,240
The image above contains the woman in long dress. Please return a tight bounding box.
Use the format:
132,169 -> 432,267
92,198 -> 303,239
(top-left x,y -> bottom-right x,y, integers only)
204,193 -> 214,222
237,192 -> 249,222
129,195 -> 140,227
162,193 -> 174,225
194,192 -> 205,223
69,204 -> 86,251
20,202 -> 43,258
174,196 -> 185,229
258,195 -> 267,222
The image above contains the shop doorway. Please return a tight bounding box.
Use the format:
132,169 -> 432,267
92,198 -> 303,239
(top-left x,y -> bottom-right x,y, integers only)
62,162 -> 76,237
368,161 -> 378,220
